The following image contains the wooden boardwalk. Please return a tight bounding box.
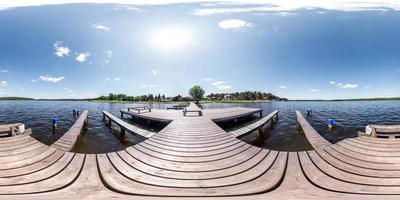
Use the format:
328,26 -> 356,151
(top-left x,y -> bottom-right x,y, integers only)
1,106 -> 400,199
103,111 -> 156,138
50,110 -> 88,151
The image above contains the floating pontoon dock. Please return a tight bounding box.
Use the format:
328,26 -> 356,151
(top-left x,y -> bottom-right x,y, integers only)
0,104 -> 400,199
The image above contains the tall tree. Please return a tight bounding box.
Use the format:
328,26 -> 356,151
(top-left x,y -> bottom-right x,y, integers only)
189,85 -> 205,101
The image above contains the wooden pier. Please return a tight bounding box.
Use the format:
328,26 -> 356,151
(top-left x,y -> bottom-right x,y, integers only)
1,106 -> 400,199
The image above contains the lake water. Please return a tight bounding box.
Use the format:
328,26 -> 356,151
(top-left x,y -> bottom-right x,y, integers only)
0,100 -> 399,153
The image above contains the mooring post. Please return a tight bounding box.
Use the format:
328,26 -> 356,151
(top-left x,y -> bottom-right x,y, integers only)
121,112 -> 123,118
259,111 -> 262,118
103,113 -> 105,121
371,127 -> 377,138
258,126 -> 264,134
120,126 -> 125,137
107,118 -> 112,127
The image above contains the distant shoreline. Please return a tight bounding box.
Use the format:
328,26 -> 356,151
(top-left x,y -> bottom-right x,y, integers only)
1,97 -> 400,102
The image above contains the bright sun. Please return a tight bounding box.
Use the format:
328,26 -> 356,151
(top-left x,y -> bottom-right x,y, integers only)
151,26 -> 193,51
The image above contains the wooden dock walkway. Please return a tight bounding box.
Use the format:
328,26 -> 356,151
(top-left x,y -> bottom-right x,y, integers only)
103,110 -> 156,138
50,110 -> 88,151
229,110 -> 278,137
1,107 -> 400,199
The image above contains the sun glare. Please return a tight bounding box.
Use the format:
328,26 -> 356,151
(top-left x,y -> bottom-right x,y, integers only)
151,26 -> 193,51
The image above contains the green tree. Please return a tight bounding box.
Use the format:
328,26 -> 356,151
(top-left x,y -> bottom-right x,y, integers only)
189,85 -> 205,101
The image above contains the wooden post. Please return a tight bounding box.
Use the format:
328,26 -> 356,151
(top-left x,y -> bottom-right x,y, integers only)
371,127 -> 377,138
107,118 -> 112,127
258,126 -> 264,134
121,112 -> 123,118
10,126 -> 16,136
120,126 -> 125,137
103,114 -> 106,121
259,111 -> 263,118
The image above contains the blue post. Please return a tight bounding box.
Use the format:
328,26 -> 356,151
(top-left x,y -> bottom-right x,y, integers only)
327,118 -> 334,129
306,109 -> 312,116
52,117 -> 59,128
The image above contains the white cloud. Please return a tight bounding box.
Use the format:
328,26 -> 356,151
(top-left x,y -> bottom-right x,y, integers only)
330,81 -> 359,89
216,85 -> 232,90
75,52 -> 90,62
1,1 -> 400,13
141,84 -> 157,88
64,87 -> 73,93
54,41 -> 70,57
309,89 -> 319,92
92,23 -> 111,31
341,83 -> 358,89
218,19 -> 252,30
279,85 -> 287,89
273,11 -> 295,16
151,70 -> 158,75
204,78 -> 212,82
0,69 -> 9,73
0,80 -> 7,87
105,77 -> 120,82
39,75 -> 65,83
212,81 -> 231,90
31,79 -> 37,82
212,81 -> 226,86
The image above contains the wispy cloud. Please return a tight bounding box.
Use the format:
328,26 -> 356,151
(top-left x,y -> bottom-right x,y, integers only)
218,19 -> 252,31
64,87 -> 73,93
38,75 -> 65,83
92,23 -> 111,31
212,81 -> 232,90
105,77 -> 120,82
341,83 -> 358,89
0,69 -> 10,73
151,70 -> 158,75
75,52 -> 90,62
273,11 -> 295,17
141,84 -> 157,88
54,41 -> 70,57
279,85 -> 287,89
309,89 -> 319,92
0,80 -> 7,87
0,1 -> 399,13
330,80 -> 358,89
204,78 -> 212,82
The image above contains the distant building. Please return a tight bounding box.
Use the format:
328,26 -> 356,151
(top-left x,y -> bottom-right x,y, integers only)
224,95 -> 231,101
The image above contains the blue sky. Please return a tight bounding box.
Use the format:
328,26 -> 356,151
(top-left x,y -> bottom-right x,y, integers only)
0,1 -> 399,100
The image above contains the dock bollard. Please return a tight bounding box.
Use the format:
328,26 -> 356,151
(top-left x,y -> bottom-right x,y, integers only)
73,109 -> 76,116
327,118 -> 334,130
52,117 -> 59,129
306,109 -> 312,116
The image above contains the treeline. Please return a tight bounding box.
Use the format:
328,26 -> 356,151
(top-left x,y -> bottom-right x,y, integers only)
0,97 -> 34,100
95,93 -> 167,102
206,91 -> 287,101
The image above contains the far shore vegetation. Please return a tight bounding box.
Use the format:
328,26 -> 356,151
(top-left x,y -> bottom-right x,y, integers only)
92,86 -> 288,104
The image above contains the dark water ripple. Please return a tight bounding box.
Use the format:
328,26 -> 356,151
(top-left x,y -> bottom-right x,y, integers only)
0,100 -> 399,153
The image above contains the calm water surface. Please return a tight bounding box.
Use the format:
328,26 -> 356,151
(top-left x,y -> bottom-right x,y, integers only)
0,100 -> 399,153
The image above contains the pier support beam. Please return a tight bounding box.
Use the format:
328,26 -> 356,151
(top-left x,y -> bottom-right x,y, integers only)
107,118 -> 112,127
120,126 -> 126,137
